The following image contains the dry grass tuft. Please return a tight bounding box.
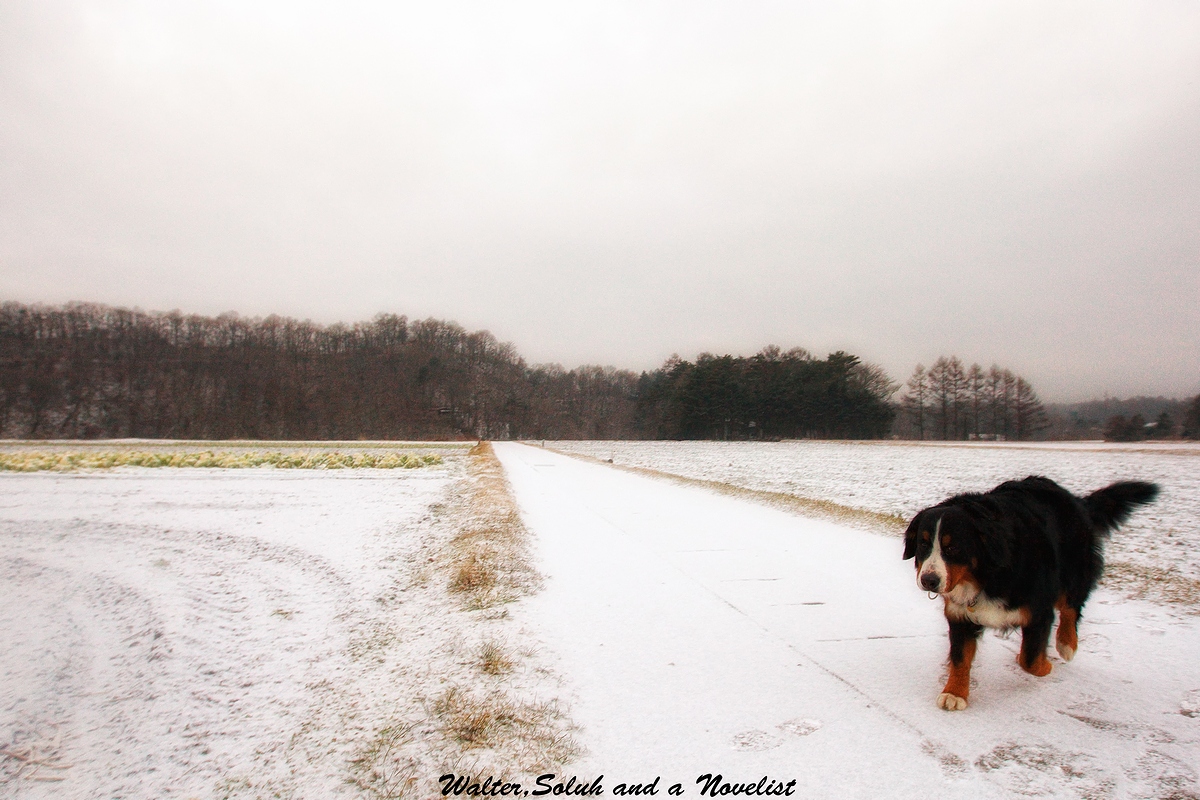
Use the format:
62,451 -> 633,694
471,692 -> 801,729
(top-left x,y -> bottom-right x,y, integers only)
349,724 -> 420,799
0,450 -> 442,472
450,550 -> 498,597
477,640 -> 515,675
432,686 -> 579,769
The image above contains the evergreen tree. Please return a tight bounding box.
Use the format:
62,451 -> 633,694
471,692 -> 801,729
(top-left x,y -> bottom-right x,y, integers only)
1151,411 -> 1174,439
1181,395 -> 1200,439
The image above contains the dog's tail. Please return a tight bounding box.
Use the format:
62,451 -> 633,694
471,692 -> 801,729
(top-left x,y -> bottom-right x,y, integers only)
1085,481 -> 1160,536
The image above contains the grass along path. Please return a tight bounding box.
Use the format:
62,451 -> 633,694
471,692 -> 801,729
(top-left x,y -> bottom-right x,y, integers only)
0,450 -> 443,471
349,441 -> 579,798
544,445 -> 907,535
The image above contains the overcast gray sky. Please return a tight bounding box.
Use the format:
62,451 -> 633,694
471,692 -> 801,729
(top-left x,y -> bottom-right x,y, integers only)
2,1 -> 1198,401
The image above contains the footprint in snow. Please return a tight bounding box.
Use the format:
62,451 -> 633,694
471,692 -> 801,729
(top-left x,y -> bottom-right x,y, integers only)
1079,631 -> 1112,659
778,718 -> 822,737
731,730 -> 782,751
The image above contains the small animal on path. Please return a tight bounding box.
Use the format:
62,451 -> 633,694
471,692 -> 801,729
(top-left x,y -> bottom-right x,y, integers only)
902,475 -> 1159,710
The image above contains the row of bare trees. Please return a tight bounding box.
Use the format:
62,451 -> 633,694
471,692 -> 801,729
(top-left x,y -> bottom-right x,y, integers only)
0,302 -> 639,440
898,356 -> 1047,440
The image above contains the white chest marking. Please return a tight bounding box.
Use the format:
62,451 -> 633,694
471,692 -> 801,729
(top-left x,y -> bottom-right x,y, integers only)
946,593 -> 1027,630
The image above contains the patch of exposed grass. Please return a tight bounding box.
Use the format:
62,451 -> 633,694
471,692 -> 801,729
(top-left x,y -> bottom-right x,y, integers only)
477,640 -> 514,676
1102,561 -> 1200,613
349,724 -> 420,800
0,439 -> 472,451
445,442 -> 540,609
336,441 -> 575,796
551,449 -> 907,536
0,450 -> 442,472
432,686 -> 579,769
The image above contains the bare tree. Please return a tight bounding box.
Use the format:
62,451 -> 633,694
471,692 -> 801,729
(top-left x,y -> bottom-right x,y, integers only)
966,363 -> 985,438
902,364 -> 929,440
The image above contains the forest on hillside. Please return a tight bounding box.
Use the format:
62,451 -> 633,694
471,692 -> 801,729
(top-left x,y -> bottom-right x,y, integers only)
634,347 -> 897,440
0,302 -> 897,440
3,302 -> 1193,442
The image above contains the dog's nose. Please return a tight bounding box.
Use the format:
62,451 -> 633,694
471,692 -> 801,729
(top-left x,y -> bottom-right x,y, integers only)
920,572 -> 941,592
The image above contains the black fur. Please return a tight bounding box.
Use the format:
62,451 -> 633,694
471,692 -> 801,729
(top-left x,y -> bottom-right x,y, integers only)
904,477 -> 1158,603
904,476 -> 1158,683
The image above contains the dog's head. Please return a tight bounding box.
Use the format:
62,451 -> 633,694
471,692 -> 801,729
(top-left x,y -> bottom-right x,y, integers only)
903,504 -> 1003,605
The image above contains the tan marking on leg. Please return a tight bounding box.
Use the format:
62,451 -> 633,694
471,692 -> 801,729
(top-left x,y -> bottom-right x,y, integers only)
939,637 -> 975,710
1056,595 -> 1078,662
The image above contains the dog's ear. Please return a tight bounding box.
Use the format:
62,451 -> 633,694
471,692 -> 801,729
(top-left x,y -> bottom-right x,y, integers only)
902,512 -> 923,560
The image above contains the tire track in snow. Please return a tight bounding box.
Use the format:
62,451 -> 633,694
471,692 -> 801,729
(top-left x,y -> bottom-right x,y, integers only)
1,519 -> 357,798
0,470 -> 455,799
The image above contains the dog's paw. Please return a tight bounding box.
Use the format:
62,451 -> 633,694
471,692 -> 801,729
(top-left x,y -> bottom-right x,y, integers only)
937,692 -> 968,711
1056,641 -> 1076,662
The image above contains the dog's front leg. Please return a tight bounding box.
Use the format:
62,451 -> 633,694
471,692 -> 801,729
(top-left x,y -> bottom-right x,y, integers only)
939,618 -> 982,710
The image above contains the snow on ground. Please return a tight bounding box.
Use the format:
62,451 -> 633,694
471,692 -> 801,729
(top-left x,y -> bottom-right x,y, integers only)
496,443 -> 1200,800
0,455 -> 574,799
0,467 -> 452,797
4,439 -> 1197,798
548,440 -> 1200,582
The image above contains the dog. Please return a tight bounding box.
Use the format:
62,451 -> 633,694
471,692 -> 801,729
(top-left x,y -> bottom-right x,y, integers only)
903,475 -> 1158,710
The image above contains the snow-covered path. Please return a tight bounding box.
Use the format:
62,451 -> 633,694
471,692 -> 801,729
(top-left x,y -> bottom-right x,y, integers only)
495,442 -> 1200,800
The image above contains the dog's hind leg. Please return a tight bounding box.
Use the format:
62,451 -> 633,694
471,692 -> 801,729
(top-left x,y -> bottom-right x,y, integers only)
940,619 -> 982,710
1055,595 -> 1079,662
1018,608 -> 1055,677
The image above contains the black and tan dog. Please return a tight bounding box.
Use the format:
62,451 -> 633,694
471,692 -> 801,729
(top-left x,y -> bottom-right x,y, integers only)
903,476 -> 1158,710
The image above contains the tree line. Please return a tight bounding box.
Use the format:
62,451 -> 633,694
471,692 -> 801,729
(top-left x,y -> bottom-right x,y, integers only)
8,301 -> 1189,442
0,302 -> 639,440
0,303 -> 902,441
1101,395 -> 1200,442
0,302 -> 906,441
633,347 -> 897,440
897,356 -> 1048,440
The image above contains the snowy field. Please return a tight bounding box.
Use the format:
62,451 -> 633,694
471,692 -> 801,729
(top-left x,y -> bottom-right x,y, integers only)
3,440 -> 1198,799
547,440 -> 1200,583
0,467 -> 451,796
